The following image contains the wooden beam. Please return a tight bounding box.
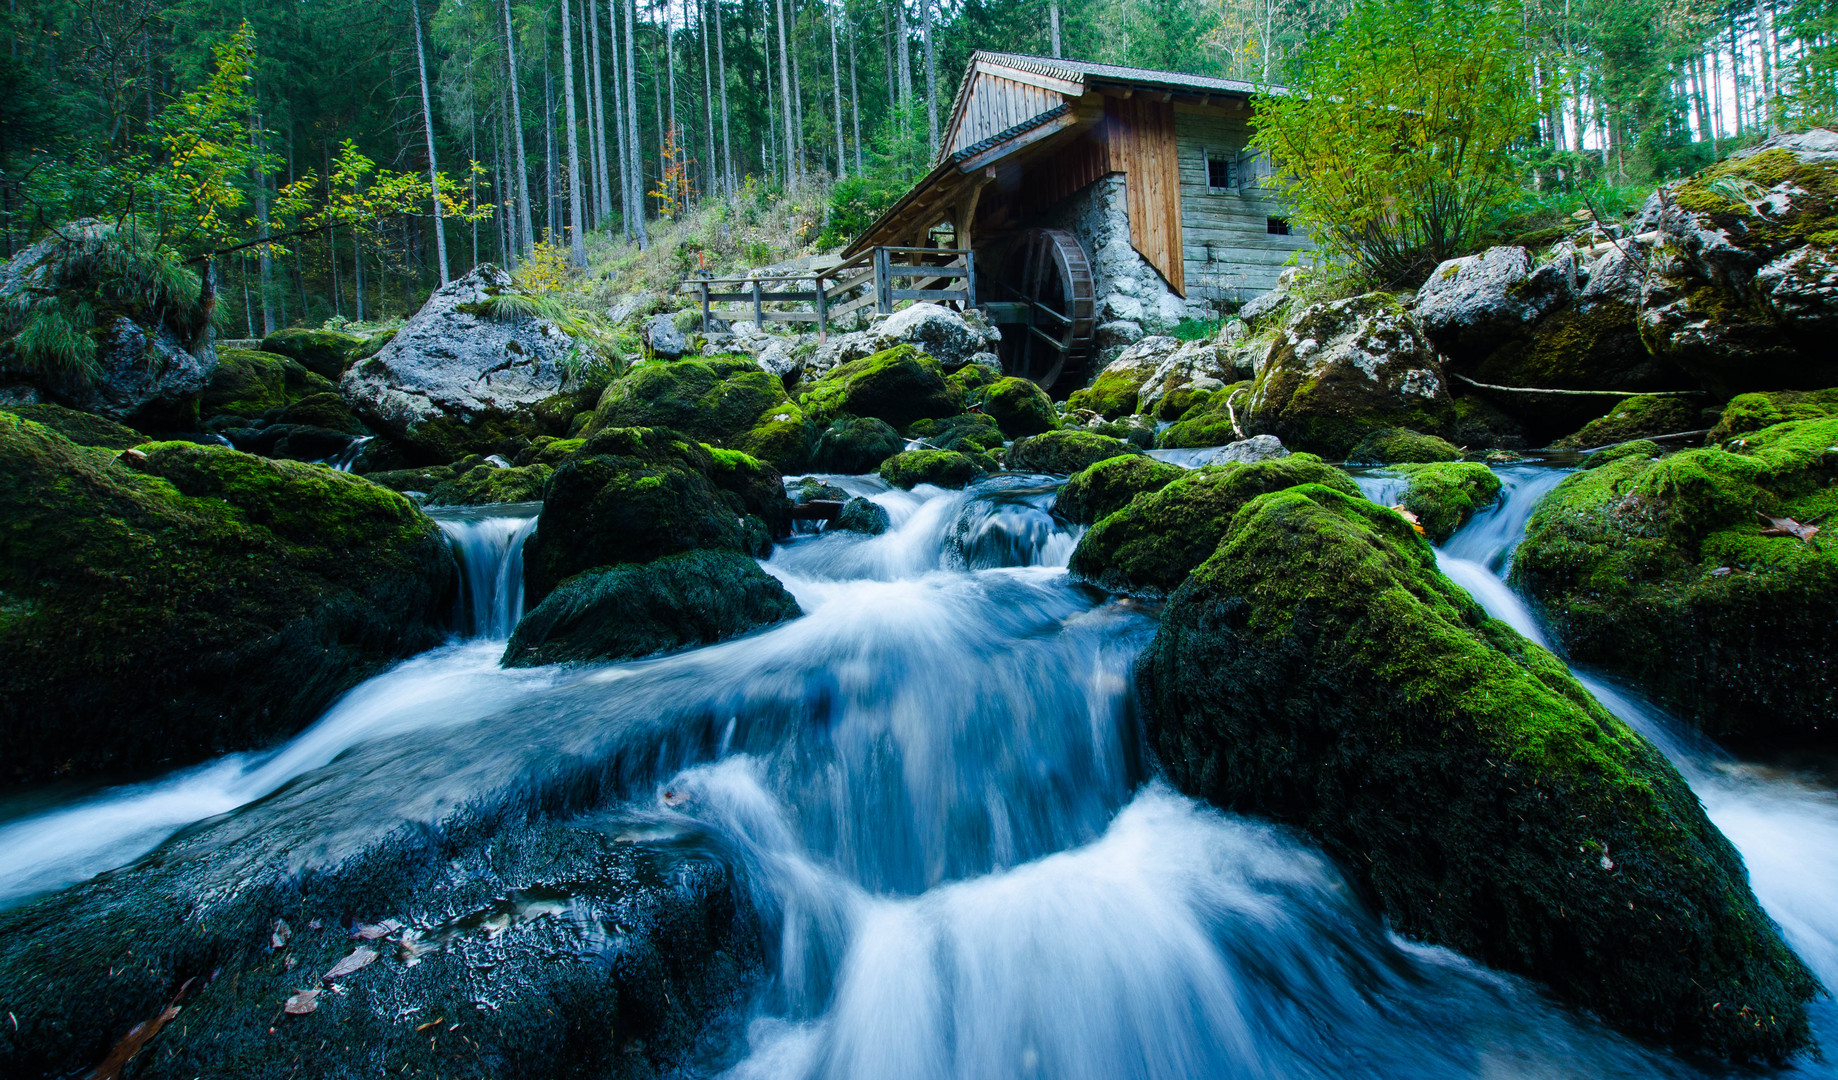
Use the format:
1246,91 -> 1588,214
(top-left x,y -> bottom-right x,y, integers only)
956,111 -> 1084,173
977,61 -> 1085,97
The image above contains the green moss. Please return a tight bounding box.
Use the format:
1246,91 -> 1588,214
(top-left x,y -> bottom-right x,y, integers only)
1551,396 -> 1704,451
1089,418 -> 1157,450
1005,429 -> 1145,475
362,464 -> 459,493
812,415 -> 904,473
1673,147 -> 1838,253
0,403 -> 146,449
259,327 -> 367,380
0,416 -> 452,783
523,426 -> 790,604
271,391 -> 364,434
585,356 -> 812,471
528,436 -> 586,466
1158,382 -> 1254,448
425,463 -> 553,506
909,412 -> 1005,453
1065,367 -> 1147,420
1054,454 -> 1185,525
1070,453 -> 1359,596
799,344 -> 960,429
201,349 -> 332,419
878,448 -> 982,489
1391,461 -> 1503,543
944,361 -> 999,401
1515,417 -> 1838,742
981,376 -> 1058,437
1345,427 -> 1464,464
1143,482 -> 1816,1061
1707,388 -> 1838,443
503,549 -> 801,667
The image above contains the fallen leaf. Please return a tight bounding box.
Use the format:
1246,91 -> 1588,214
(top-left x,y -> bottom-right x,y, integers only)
84,980 -> 195,1080
1710,566 -> 1734,577
416,1017 -> 444,1032
270,918 -> 292,950
1389,504 -> 1426,535
1758,513 -> 1821,543
353,919 -> 403,941
321,946 -> 378,982
283,989 -> 320,1016
307,919 -> 322,930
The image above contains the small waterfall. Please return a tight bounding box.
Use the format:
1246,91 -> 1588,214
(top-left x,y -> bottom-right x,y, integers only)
430,503 -> 541,639
322,434 -> 373,472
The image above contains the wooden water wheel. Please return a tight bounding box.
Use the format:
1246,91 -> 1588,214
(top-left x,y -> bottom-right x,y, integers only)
1000,227 -> 1096,391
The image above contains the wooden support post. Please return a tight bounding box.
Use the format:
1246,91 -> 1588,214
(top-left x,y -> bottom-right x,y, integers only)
874,247 -> 892,314
963,251 -> 977,309
751,279 -> 764,327
814,271 -> 829,338
700,282 -> 711,328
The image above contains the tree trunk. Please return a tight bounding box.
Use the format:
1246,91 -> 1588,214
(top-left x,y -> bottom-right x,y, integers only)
896,0 -> 912,107
791,0 -> 806,178
589,0 -> 613,226
715,0 -> 735,196
776,0 -> 797,187
561,0 -> 588,266
624,0 -> 648,246
1050,0 -> 1060,58
920,0 -> 937,152
410,0 -> 450,285
252,114 -> 276,335
701,0 -> 720,196
763,1 -> 778,178
609,0 -> 632,237
848,11 -> 862,172
665,16 -> 678,157
828,0 -> 845,178
502,0 -> 537,256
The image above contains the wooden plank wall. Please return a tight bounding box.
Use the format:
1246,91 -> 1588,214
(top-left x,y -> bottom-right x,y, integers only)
1105,97 -> 1184,295
1011,128 -> 1111,222
1174,107 -> 1311,302
951,74 -> 1064,154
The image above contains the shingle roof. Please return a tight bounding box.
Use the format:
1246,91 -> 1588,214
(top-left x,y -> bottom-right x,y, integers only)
971,51 -> 1270,98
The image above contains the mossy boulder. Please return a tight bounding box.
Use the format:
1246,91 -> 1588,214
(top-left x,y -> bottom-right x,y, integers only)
1514,417 -> 1838,745
812,415 -> 904,473
981,376 -> 1058,437
0,416 -> 453,783
1391,461 -> 1503,543
1140,482 -> 1817,1062
703,446 -> 795,539
1053,454 -> 1185,525
1642,132 -> 1838,396
271,390 -> 366,434
588,356 -> 814,471
879,448 -> 982,489
1551,395 -> 1705,451
944,360 -> 1000,401
1005,429 -> 1144,474
1156,382 -> 1254,449
522,427 -> 789,605
1089,415 -> 1157,450
201,349 -> 332,419
908,412 -> 1005,454
1345,427 -> 1464,464
361,464 -> 459,493
1066,365 -> 1149,419
1705,387 -> 1838,443
1247,293 -> 1459,458
259,326 -> 367,380
0,402 -> 146,450
835,496 -> 891,534
503,549 -> 800,666
424,463 -> 553,506
1070,453 -> 1359,597
799,344 -> 960,429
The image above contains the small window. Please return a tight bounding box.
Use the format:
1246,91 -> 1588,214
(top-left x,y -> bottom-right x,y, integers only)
1207,152 -> 1234,190
1266,217 -> 1291,236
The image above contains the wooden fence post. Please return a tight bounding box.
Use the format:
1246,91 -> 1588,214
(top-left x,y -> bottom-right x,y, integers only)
700,281 -> 711,328
751,279 -> 764,328
874,248 -> 892,314
963,250 -> 977,309
814,271 -> 829,338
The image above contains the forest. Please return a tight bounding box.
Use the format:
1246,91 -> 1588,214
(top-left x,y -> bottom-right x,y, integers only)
5,0 -> 1838,332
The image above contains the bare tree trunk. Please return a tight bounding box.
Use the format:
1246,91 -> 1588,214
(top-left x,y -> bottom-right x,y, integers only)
609,0 -> 632,237
701,0 -> 719,197
545,60 -> 558,240
589,0 -> 613,225
828,0 -> 845,178
848,12 -> 862,172
763,2 -> 778,178
1050,0 -> 1060,57
776,0 -> 797,187
625,0 -> 649,246
561,0 -> 588,266
502,0 -> 537,256
714,0 -> 735,195
665,15 -> 678,155
791,1 -> 806,178
920,0 -> 936,152
896,0 -> 911,107
410,0 -> 450,285
883,0 -> 897,111
252,113 -> 276,335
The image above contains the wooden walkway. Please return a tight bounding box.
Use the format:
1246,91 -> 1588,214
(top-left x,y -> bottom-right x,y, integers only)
678,247 -> 976,336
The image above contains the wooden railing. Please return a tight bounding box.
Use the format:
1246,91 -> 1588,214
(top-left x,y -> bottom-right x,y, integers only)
677,247 -> 976,335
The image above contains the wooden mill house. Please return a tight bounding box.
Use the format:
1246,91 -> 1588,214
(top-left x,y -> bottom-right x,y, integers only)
689,52 -> 1309,390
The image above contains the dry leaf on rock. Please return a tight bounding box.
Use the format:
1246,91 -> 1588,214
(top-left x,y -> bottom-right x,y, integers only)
1758,514 -> 1821,543
321,946 -> 378,982
283,989 -> 320,1015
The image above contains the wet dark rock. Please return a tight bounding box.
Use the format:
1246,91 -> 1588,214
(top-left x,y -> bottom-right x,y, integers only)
834,496 -> 891,534
0,416 -> 453,783
1140,482 -> 1817,1062
812,416 -> 903,473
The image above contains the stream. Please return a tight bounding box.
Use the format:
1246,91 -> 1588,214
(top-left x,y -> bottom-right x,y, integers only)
0,462 -> 1833,1076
